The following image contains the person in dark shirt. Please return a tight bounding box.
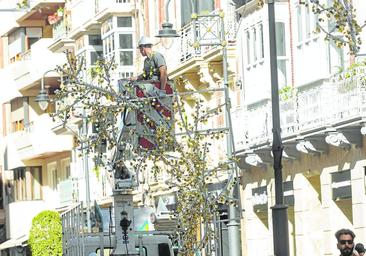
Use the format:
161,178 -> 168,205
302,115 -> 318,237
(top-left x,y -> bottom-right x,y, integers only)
130,36 -> 168,91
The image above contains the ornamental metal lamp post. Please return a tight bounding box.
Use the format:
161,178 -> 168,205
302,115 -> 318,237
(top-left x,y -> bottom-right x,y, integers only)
267,0 -> 290,255
37,71 -> 92,233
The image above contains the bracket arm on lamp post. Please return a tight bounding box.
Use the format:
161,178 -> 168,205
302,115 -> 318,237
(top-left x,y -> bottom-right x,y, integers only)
156,0 -> 180,38
36,69 -> 57,111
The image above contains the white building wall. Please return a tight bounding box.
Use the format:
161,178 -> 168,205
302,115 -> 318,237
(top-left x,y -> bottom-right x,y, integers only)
69,0 -> 96,32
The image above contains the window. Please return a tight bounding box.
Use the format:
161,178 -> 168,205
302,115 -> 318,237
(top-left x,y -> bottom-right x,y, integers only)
119,52 -> 133,66
101,18 -> 113,35
8,28 -> 25,60
329,40 -> 344,74
49,165 -> 58,191
30,167 -> 42,200
305,3 -> 311,39
61,158 -> 71,181
297,1 -> 318,44
296,6 -> 303,43
259,23 -> 264,59
197,0 -> 214,14
13,167 -> 42,201
275,22 -> 287,88
12,120 -> 24,132
245,22 -> 264,67
332,170 -> 351,200
119,34 -> 132,49
118,34 -> 133,66
25,27 -> 42,50
275,22 -> 286,57
103,34 -> 115,60
180,0 -> 214,26
89,35 -> 102,46
246,30 -> 251,65
117,17 -> 132,27
14,168 -> 26,201
101,16 -> 135,72
90,51 -> 103,65
252,27 -> 257,62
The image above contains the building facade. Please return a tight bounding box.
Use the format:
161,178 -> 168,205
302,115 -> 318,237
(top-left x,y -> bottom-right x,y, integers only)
235,0 -> 366,255
1,0 -> 366,255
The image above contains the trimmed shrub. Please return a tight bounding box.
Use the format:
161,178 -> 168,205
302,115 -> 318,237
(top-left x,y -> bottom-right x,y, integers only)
29,210 -> 62,256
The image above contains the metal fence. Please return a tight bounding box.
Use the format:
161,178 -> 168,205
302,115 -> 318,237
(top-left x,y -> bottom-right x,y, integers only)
61,202 -> 85,256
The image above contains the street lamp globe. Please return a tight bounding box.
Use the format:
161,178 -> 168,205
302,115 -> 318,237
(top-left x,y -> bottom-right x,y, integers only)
35,89 -> 49,111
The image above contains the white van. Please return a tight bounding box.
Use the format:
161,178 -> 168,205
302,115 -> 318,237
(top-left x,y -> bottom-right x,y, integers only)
83,233 -> 174,256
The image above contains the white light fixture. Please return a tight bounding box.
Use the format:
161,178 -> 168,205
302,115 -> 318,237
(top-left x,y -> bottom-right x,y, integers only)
35,89 -> 49,111
36,70 -> 55,111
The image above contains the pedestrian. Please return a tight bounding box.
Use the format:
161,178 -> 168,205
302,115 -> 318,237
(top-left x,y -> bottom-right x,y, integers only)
335,228 -> 358,256
130,36 -> 168,91
355,243 -> 365,256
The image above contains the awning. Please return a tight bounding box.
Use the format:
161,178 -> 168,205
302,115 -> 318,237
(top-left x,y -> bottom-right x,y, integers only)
0,234 -> 28,250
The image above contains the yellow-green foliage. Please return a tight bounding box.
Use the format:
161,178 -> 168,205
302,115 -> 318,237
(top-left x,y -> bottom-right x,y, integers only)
29,210 -> 62,256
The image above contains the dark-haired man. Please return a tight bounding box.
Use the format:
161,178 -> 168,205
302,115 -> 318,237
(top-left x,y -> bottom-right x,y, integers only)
335,228 -> 358,256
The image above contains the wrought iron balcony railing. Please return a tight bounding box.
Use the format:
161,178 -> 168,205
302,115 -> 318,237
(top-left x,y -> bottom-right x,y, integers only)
239,68 -> 366,148
52,18 -> 70,41
178,8 -> 238,64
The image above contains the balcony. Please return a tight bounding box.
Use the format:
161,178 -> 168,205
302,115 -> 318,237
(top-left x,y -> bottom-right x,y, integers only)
16,0 -> 65,23
7,200 -> 48,239
168,8 -> 238,79
3,38 -> 65,92
241,68 -> 366,151
48,18 -> 74,52
95,0 -> 134,21
12,114 -> 74,161
0,1 -> 65,37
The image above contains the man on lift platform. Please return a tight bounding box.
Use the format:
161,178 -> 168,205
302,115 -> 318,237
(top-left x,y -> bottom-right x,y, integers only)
130,36 -> 168,92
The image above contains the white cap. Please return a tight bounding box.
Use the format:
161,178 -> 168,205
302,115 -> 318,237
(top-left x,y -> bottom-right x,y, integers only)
138,36 -> 153,47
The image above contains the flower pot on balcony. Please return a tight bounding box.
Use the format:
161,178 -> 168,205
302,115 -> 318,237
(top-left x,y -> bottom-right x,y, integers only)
57,9 -> 64,17
48,13 -> 61,25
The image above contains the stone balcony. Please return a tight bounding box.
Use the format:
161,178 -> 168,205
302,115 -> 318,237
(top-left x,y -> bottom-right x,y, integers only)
3,38 -> 65,93
233,68 -> 366,167
12,114 -> 74,161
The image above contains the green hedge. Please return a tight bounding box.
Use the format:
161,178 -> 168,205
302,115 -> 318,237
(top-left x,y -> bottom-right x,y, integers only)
29,210 -> 62,256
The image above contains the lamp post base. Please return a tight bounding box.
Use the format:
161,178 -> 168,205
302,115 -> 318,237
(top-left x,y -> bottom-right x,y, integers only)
271,204 -> 290,256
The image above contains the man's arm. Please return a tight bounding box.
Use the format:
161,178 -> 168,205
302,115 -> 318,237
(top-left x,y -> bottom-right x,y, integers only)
159,65 -> 167,91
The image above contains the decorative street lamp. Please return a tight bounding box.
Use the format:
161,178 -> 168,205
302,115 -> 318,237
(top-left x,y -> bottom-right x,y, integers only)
267,0 -> 290,255
35,70 -> 54,111
37,69 -> 92,233
35,88 -> 49,111
156,0 -> 179,38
